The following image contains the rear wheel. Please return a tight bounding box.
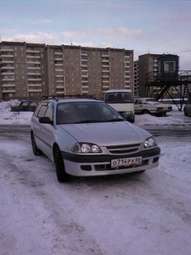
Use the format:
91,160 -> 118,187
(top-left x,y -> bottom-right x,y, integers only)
184,109 -> 188,116
31,132 -> 42,156
53,145 -> 70,182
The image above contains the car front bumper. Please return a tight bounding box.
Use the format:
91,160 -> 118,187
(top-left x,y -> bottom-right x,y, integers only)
62,147 -> 160,177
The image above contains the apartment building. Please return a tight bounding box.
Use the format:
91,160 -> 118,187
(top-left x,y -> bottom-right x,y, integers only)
0,41 -> 134,100
0,41 -> 47,100
46,45 -> 134,99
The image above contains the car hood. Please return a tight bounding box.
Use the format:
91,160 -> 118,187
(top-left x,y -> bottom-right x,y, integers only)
57,121 -> 150,146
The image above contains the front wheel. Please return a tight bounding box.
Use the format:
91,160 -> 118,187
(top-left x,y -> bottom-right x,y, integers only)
53,145 -> 70,182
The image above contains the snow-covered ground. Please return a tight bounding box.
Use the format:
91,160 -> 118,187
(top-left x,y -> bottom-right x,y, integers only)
0,100 -> 33,125
0,100 -> 191,127
0,134 -> 191,255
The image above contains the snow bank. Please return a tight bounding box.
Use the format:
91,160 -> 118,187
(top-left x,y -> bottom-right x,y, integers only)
135,110 -> 191,128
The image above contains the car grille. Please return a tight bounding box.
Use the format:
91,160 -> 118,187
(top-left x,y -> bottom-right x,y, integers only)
106,143 -> 141,155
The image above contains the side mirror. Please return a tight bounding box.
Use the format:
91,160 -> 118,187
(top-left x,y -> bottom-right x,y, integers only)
39,117 -> 53,125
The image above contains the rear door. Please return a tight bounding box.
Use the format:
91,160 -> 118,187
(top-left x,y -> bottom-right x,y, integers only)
39,102 -> 55,158
32,103 -> 48,151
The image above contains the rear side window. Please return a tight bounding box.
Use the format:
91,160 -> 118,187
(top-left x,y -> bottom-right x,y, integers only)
37,104 -> 48,118
44,103 -> 54,121
34,104 -> 42,116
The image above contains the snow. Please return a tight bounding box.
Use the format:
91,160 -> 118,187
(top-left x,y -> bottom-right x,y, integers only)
0,100 -> 33,125
135,110 -> 191,128
0,134 -> 191,255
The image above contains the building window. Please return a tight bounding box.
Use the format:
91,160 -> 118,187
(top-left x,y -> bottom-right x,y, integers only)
164,61 -> 176,73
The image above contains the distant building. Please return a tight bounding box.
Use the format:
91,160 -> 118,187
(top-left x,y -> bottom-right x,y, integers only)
0,41 -> 48,100
179,70 -> 191,100
134,60 -> 139,96
137,53 -> 179,97
0,41 -> 134,100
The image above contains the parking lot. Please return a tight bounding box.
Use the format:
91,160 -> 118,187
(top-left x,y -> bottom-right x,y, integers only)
0,133 -> 191,255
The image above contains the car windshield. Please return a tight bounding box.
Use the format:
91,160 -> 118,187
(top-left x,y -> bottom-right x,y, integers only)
56,101 -> 125,124
104,92 -> 133,103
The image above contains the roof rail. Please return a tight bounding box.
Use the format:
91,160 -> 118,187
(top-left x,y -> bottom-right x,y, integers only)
41,95 -> 97,100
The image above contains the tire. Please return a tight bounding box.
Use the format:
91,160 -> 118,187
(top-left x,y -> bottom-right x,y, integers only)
184,110 -> 188,116
53,145 -> 70,183
31,132 -> 42,156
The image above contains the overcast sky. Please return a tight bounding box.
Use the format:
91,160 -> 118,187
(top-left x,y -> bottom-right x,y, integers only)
0,0 -> 190,69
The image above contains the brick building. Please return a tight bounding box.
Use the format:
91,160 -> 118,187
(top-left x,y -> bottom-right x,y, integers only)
0,41 -> 134,100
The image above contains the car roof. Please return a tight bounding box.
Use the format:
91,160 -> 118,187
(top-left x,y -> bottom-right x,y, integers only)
104,89 -> 132,93
41,98 -> 102,104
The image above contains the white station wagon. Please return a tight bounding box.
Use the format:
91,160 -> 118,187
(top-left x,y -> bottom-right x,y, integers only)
31,98 -> 160,182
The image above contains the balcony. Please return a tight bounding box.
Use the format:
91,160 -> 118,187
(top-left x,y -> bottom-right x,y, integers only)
102,74 -> 110,78
0,60 -> 14,64
27,61 -> 41,65
1,66 -> 15,70
102,64 -> 110,68
26,55 -> 41,59
2,84 -> 15,88
28,78 -> 42,81
54,57 -> 63,61
2,89 -> 16,93
81,51 -> 88,56
54,51 -> 63,55
101,53 -> 109,57
80,63 -> 88,68
28,83 -> 42,87
56,79 -> 64,83
81,79 -> 88,83
102,69 -> 110,73
55,74 -> 64,78
1,72 -> 15,75
27,71 -> 41,75
55,63 -> 63,67
0,48 -> 14,52
56,91 -> 65,95
26,49 -> 40,54
124,55 -> 130,59
56,85 -> 65,89
102,85 -> 109,89
2,78 -> 15,81
55,68 -> 64,72
0,54 -> 14,58
101,59 -> 110,63
102,80 -> 110,83
81,74 -> 88,78
28,89 -> 42,93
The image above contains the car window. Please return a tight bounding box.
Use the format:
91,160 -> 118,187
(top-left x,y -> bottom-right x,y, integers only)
22,102 -> 29,107
56,101 -> 124,124
45,103 -> 54,121
105,92 -> 133,103
34,104 -> 42,116
37,104 -> 48,118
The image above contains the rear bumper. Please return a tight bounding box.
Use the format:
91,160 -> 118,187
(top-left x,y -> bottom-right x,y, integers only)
62,147 -> 160,177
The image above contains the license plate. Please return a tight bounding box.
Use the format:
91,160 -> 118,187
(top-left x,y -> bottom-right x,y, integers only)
111,157 -> 142,168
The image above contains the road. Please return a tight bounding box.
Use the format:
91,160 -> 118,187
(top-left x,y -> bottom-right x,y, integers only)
0,132 -> 191,255
0,124 -> 191,137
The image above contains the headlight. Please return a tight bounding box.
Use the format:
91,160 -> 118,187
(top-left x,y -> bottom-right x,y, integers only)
144,137 -> 156,148
71,143 -> 102,153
